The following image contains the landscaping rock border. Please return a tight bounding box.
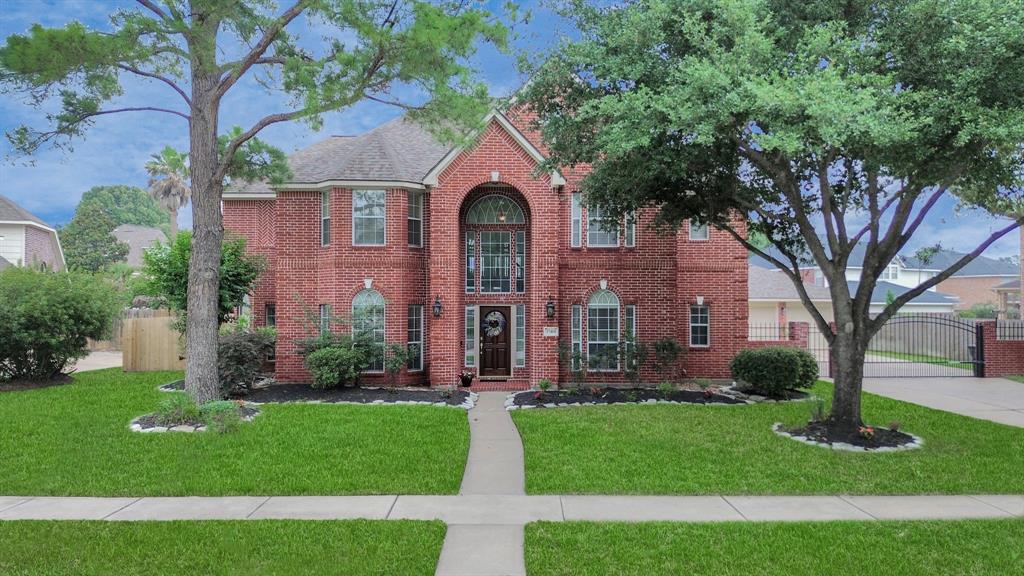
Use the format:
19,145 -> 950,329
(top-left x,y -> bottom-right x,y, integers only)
129,405 -> 261,434
504,385 -> 816,411
772,422 -> 924,452
157,380 -> 478,410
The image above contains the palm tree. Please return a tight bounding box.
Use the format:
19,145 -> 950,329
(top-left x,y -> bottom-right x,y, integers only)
145,146 -> 191,238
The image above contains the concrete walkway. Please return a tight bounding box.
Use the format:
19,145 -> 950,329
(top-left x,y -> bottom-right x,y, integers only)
864,377 -> 1024,427
439,391 -> 527,575
2,494 -> 1021,522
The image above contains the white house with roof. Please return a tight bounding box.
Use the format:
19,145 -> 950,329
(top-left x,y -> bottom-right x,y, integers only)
0,194 -> 65,271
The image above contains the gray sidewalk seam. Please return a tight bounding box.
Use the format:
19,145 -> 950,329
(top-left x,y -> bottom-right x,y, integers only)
968,495 -> 1022,516
102,498 -> 142,520
244,496 -> 272,519
0,497 -> 34,514
838,495 -> 879,520
721,496 -> 749,521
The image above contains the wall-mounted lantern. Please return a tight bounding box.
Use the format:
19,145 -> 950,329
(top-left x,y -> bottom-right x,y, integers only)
432,295 -> 444,317
546,296 -> 556,318
696,295 -> 705,306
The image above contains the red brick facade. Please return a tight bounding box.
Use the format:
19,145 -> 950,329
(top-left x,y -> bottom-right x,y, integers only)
224,115 -> 750,390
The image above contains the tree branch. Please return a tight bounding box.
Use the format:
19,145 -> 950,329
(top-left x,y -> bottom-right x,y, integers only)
136,0 -> 169,21
215,1 -> 309,100
116,64 -> 191,106
213,109 -> 308,183
871,218 -> 1024,333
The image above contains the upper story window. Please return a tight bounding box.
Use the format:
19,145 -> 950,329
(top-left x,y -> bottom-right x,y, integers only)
353,189 -> 386,246
881,261 -> 900,281
353,288 -> 386,371
466,194 -> 525,225
689,219 -> 709,241
320,191 -> 331,246
407,190 -> 423,247
464,194 -> 527,295
587,204 -> 619,247
570,193 -> 582,247
624,212 -> 636,247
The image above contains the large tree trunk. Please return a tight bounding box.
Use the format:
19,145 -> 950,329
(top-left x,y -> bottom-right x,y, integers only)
183,69 -> 223,405
827,303 -> 869,432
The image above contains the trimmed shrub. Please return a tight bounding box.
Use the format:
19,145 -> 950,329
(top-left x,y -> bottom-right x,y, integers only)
218,328 -> 275,397
305,346 -> 368,389
200,400 -> 243,434
0,267 -> 120,382
155,394 -> 200,426
730,346 -> 819,398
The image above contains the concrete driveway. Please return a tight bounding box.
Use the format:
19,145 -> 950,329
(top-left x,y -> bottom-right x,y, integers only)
71,351 -> 123,373
863,377 -> 1024,428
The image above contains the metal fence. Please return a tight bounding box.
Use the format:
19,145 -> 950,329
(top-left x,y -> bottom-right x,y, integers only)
865,314 -> 980,377
747,323 -> 790,342
996,320 -> 1024,341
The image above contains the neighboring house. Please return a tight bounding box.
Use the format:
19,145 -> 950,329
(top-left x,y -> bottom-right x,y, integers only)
993,278 -> 1020,318
223,110 -> 750,389
748,266 -> 834,331
750,243 -> 1015,312
112,224 -> 167,268
0,193 -> 65,271
849,280 -> 959,315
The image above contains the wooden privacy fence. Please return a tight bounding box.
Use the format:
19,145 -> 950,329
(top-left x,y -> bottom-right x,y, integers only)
121,308 -> 185,372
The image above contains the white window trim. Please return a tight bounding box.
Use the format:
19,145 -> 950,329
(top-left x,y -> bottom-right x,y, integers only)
514,304 -> 526,368
688,219 -> 709,241
352,189 -> 387,246
571,304 -> 582,371
319,304 -> 331,335
353,291 -> 386,373
407,304 -> 424,372
320,190 -> 330,246
689,304 -> 711,348
464,306 -> 477,368
570,193 -> 582,248
587,204 -> 620,248
407,190 -> 423,248
624,212 -> 637,248
587,291 -> 621,372
478,230 -> 513,294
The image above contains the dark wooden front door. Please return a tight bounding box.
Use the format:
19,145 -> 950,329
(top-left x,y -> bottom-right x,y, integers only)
479,306 -> 511,377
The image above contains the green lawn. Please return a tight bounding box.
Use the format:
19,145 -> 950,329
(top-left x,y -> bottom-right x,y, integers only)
525,520 -> 1024,576
512,382 -> 1024,494
867,349 -> 973,370
0,520 -> 445,575
0,369 -> 469,496
1007,375 -> 1024,384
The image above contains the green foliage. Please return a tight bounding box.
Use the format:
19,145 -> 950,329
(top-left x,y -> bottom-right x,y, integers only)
155,394 -> 200,426
383,343 -> 410,387
656,381 -> 675,396
556,340 -> 588,390
77,185 -> 169,235
60,202 -> 129,272
138,231 -> 265,328
537,378 -> 553,392
0,267 -> 119,381
620,334 -> 648,385
960,303 -> 998,319
305,347 -> 368,389
650,338 -> 683,380
217,329 -> 275,397
730,347 -> 820,398
200,400 -> 243,434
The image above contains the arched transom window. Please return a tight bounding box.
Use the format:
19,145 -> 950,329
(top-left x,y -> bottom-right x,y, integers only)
466,194 -> 526,225
352,289 -> 385,371
587,290 -> 620,371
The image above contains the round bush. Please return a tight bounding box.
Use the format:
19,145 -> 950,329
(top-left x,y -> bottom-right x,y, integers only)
305,346 -> 368,389
730,346 -> 819,398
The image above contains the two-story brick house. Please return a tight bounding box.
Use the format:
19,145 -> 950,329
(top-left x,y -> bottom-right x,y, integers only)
223,109 -> 749,389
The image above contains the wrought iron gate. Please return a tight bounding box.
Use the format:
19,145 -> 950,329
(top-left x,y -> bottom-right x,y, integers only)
806,315 -> 984,378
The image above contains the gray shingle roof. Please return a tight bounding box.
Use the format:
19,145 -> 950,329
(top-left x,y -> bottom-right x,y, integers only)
227,117 -> 451,195
749,266 -> 831,301
113,224 -> 167,268
750,244 -> 1018,278
995,278 -> 1020,291
849,280 -> 959,305
0,194 -> 47,226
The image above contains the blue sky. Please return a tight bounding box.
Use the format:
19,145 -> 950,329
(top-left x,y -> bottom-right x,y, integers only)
0,0 -> 1018,260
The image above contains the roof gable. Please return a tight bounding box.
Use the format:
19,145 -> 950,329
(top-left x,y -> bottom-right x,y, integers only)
0,194 -> 48,227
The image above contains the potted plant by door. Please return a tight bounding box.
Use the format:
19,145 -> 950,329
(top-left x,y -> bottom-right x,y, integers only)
459,371 -> 475,387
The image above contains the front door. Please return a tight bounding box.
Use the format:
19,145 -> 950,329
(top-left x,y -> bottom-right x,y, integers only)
479,306 -> 511,377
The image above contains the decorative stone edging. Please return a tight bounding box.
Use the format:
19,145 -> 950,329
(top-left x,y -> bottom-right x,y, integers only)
772,422 -> 924,452
129,406 -> 261,434
245,391 -> 479,411
503,392 -> 754,411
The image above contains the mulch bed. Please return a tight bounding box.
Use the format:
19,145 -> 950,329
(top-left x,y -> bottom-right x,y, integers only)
242,383 -> 472,406
733,387 -> 811,401
133,405 -> 260,431
782,421 -> 917,449
0,373 -> 74,392
512,387 -> 748,407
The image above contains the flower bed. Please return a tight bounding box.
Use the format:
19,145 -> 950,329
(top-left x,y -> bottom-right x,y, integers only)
773,422 -> 923,452
159,380 -> 475,409
507,387 -> 749,410
130,404 -> 260,433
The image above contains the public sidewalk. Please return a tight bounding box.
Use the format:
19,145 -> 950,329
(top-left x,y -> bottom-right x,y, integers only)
1,494 -> 1021,523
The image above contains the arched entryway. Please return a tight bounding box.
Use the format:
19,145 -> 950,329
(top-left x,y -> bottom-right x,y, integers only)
461,184 -> 530,380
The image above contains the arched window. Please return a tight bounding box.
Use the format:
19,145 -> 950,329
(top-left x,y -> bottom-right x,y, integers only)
587,290 -> 620,371
353,289 -> 386,371
466,194 -> 526,225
